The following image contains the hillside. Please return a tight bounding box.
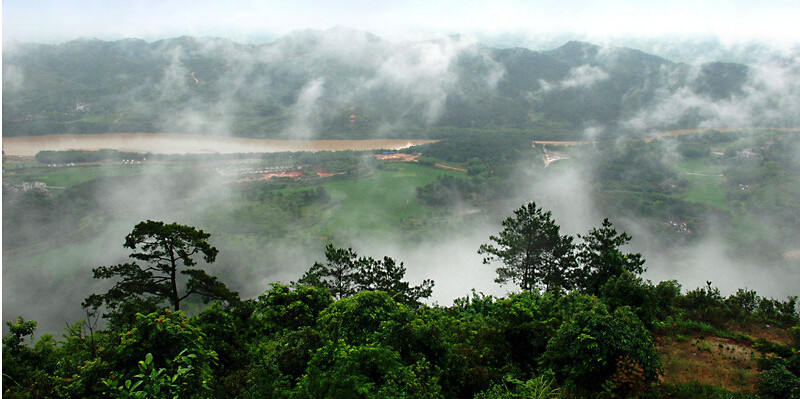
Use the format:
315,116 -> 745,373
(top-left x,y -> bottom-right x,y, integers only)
4,30 -> 789,139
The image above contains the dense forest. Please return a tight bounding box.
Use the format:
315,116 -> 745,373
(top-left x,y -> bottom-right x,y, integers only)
5,33 -> 792,140
4,205 -> 799,399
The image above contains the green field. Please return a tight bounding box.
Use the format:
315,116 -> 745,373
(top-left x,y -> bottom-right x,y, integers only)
683,175 -> 729,210
318,163 -> 462,233
2,162 -> 192,195
3,160 -> 466,266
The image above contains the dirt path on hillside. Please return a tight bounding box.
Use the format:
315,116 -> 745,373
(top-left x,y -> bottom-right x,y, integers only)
434,163 -> 467,172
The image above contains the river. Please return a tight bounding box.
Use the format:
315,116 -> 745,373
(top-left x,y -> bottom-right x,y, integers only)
1,133 -> 438,156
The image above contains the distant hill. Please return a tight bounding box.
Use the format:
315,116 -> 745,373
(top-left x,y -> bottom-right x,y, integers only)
2,30 -> 789,139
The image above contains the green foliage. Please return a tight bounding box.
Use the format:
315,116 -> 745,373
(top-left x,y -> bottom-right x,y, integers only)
675,281 -> 727,326
541,305 -> 661,395
111,310 -> 216,374
474,374 -> 562,399
756,364 -> 800,399
479,202 -> 576,292
2,316 -> 118,399
677,141 -> 711,159
105,350 -> 213,399
417,175 -> 475,207
1,318 -> 61,399
193,301 -> 257,398
2,317 -> 38,355
35,149 -> 149,164
653,280 -> 682,319
298,245 -> 365,300
599,270 -> 660,328
317,291 -> 412,346
755,296 -> 800,326
299,341 -> 443,399
84,220 -> 238,320
7,198 -> 800,399
299,244 -> 433,305
256,283 -> 333,332
754,327 -> 800,399
640,382 -> 755,399
576,218 -> 645,296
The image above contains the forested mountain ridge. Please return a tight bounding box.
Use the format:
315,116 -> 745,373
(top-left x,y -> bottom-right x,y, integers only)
3,30 -> 778,139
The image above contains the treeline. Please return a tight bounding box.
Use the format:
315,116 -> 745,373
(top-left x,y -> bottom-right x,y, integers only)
3,204 -> 799,399
35,149 -> 149,164
33,149 -> 367,169
412,136 -> 542,207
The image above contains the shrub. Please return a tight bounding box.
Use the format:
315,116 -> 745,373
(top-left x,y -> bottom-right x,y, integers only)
541,304 -> 661,395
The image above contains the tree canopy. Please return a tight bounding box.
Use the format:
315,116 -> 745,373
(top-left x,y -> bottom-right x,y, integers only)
576,218 -> 645,295
298,243 -> 434,305
83,220 -> 238,319
478,202 -> 576,291
4,209 -> 800,399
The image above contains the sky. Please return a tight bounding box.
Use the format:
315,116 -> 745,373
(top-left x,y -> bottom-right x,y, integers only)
3,0 -> 800,47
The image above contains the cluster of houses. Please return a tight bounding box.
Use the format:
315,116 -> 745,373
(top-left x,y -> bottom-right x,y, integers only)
736,148 -> 758,159
665,218 -> 691,235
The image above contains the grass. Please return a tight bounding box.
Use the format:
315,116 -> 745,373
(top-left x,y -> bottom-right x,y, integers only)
5,161 -> 462,266
210,162 -> 465,240
311,163 -> 462,237
2,160 -> 41,170
71,114 -> 109,124
2,162 -> 191,194
684,177 -> 729,210
658,333 -> 759,395
675,158 -> 730,210
642,382 -> 755,399
675,158 -> 726,176
728,211 -> 775,246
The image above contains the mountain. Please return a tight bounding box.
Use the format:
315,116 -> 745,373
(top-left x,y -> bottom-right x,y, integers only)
3,30 -> 791,139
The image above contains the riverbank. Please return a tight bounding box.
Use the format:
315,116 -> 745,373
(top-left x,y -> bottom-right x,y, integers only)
2,133 -> 437,156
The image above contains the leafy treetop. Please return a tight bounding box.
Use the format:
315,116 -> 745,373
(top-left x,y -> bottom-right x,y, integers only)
84,220 -> 238,320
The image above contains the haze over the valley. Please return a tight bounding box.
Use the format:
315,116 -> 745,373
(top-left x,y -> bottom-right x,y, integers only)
3,0 -> 800,335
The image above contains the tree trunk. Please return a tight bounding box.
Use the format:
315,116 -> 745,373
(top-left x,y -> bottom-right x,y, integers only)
167,242 -> 180,311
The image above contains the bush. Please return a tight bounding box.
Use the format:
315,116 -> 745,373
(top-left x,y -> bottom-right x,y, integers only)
599,270 -> 658,328
474,374 -> 562,399
757,364 -> 800,399
541,304 -> 661,396
299,341 -> 443,399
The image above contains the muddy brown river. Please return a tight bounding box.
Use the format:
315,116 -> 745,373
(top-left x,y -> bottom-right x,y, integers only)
1,133 -> 438,156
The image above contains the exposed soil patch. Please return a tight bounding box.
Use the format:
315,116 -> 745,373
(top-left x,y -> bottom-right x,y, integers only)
434,162 -> 467,172
243,170 -> 305,181
314,169 -> 345,177
542,150 -> 569,167
658,336 -> 758,392
375,153 -> 420,162
781,249 -> 800,260
727,322 -> 793,346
